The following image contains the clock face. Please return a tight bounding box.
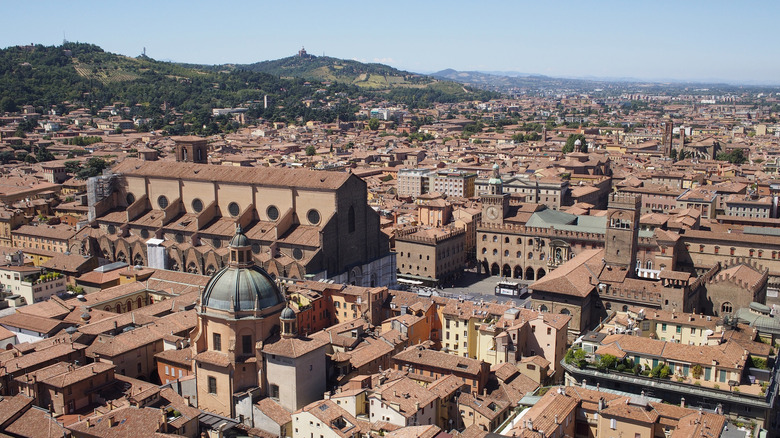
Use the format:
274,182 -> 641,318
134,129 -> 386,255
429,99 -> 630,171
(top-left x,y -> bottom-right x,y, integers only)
486,206 -> 499,220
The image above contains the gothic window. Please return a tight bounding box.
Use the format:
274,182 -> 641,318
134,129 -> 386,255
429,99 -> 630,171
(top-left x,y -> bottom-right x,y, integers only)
721,302 -> 733,314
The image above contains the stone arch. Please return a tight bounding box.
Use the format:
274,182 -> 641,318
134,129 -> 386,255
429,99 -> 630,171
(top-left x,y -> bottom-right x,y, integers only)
539,304 -> 548,312
525,267 -> 535,281
502,264 -> 511,277
514,265 -> 523,279
348,266 -> 362,285
560,308 -> 570,315
536,268 -> 546,280
491,263 -> 500,276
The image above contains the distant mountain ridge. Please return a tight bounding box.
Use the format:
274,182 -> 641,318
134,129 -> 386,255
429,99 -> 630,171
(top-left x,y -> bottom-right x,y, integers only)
431,68 -> 780,92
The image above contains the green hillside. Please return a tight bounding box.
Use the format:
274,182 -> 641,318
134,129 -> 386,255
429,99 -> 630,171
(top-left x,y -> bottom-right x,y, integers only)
240,54 -> 433,89
0,43 -> 496,131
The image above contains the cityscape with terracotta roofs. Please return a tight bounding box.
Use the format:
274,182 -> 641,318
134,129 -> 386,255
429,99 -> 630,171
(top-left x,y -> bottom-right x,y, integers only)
1,4 -> 780,438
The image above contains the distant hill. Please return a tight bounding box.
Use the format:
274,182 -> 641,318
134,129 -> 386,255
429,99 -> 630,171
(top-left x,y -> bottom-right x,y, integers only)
230,53 -> 498,106
430,68 -> 777,95
0,43 -> 496,118
240,54 -> 432,89
431,68 -> 611,93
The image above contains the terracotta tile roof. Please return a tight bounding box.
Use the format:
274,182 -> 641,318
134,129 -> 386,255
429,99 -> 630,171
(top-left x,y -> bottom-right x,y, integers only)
254,397 -> 292,426
86,311 -> 196,358
491,362 -> 519,382
386,425 -> 442,438
154,348 -> 194,367
0,312 -> 73,335
0,341 -> 87,377
66,405 -> 176,437
427,374 -> 467,398
261,335 -> 327,359
4,403 -> 68,437
530,248 -> 602,297
39,362 -> 115,388
0,394 -> 33,428
114,158 -> 353,190
372,377 -> 437,417
393,345 -> 484,377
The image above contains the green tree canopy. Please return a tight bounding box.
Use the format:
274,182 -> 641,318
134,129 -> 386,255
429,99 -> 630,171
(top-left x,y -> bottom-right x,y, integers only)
716,148 -> 747,164
563,134 -> 587,153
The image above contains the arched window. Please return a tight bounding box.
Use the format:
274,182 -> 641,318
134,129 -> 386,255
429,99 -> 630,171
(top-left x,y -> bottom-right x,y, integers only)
504,237 -> 510,244
137,297 -> 143,308
504,250 -> 509,257
482,248 -> 487,254
482,235 -> 487,241
115,303 -> 122,313
348,206 -> 356,233
645,260 -> 652,269
493,236 -> 498,243
493,249 -> 498,256
560,308 -> 570,315
539,305 -> 548,312
721,302 -> 733,314
516,251 -> 522,258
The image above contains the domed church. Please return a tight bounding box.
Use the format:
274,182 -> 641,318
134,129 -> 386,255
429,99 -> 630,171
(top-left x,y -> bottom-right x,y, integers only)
191,226 -> 326,418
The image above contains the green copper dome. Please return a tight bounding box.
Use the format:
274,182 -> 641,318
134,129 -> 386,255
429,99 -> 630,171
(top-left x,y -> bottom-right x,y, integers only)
201,265 -> 284,312
200,225 -> 285,313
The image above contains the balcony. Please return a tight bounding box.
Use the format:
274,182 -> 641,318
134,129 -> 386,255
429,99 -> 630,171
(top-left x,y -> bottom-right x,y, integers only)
561,360 -> 778,411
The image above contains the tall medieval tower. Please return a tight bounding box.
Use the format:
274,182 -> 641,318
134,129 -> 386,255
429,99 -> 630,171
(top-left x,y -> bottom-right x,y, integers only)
604,193 -> 640,274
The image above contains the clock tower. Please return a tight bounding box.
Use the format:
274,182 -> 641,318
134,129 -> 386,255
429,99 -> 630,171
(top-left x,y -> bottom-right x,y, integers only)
481,164 -> 509,225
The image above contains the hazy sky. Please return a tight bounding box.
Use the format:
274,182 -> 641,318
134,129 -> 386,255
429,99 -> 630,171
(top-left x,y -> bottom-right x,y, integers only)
3,1 -> 778,84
